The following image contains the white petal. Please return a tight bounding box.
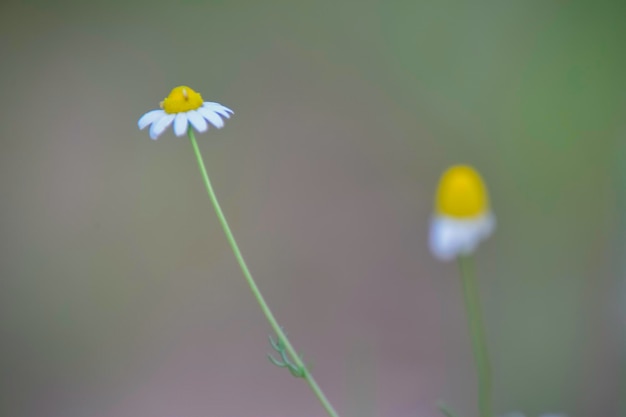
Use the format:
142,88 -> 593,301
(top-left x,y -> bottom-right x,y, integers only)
198,107 -> 225,128
203,102 -> 233,118
429,218 -> 460,261
187,110 -> 208,133
174,113 -> 188,136
149,114 -> 175,140
429,213 -> 495,261
138,109 -> 166,130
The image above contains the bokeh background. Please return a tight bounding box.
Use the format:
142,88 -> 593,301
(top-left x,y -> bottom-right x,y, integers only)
1,1 -> 625,416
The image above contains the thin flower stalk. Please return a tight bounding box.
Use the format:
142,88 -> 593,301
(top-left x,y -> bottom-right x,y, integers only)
458,255 -> 492,417
187,128 -> 340,417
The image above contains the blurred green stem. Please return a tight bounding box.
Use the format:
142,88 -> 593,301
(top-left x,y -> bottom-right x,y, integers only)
438,401 -> 461,417
187,129 -> 340,417
458,255 -> 493,417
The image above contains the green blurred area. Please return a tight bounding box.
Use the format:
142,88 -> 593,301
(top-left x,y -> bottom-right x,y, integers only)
0,1 -> 625,416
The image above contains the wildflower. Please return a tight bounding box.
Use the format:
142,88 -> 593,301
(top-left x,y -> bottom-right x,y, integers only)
429,165 -> 495,261
138,86 -> 233,140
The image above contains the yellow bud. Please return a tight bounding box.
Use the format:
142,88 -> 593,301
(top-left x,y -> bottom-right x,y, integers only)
161,86 -> 204,114
435,165 -> 489,218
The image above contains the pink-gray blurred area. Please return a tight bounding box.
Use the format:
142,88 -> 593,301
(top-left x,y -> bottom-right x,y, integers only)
1,1 -> 625,416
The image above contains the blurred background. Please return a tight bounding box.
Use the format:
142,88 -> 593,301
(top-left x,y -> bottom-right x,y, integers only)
1,1 -> 625,416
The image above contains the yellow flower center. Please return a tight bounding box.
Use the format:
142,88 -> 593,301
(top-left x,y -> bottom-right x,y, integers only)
160,86 -> 204,114
435,165 -> 489,217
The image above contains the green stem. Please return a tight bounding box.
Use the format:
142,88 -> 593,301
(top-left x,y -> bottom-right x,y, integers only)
437,401 -> 461,417
187,129 -> 340,417
458,256 -> 493,417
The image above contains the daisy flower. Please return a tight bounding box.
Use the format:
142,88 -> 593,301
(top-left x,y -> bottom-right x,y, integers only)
429,165 -> 495,261
138,85 -> 233,140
